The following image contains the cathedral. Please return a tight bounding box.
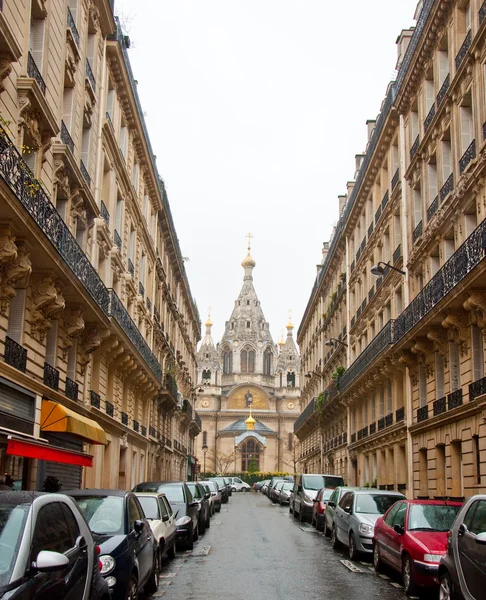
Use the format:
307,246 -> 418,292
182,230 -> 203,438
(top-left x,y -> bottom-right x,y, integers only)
195,242 -> 301,475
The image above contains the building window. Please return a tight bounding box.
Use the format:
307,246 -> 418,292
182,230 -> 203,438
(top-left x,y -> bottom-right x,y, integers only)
241,438 -> 260,472
7,289 -> 27,343
472,324 -> 484,381
45,321 -> 58,367
263,348 -> 272,376
419,364 -> 427,407
286,372 -> 295,387
435,352 -> 445,399
449,341 -> 460,392
202,369 -> 211,381
202,431 -> 207,446
223,349 -> 232,374
246,321 -> 250,328
241,349 -> 255,374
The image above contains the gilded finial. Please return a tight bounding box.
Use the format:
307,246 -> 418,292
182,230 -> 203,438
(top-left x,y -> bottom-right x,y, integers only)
205,306 -> 212,327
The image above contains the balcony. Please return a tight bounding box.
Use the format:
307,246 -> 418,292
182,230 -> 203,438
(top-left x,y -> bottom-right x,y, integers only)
448,389 -> 463,410
392,168 -> 400,190
85,58 -> 96,93
121,412 -> 128,426
412,220 -> 423,243
149,426 -> 156,438
100,201 -> 110,225
139,281 -> 145,298
375,204 -> 382,224
455,30 -> 471,71
60,121 -> 74,154
433,396 -> 446,416
459,139 -> 476,174
4,336 -> 27,373
141,425 -> 147,436
191,411 -> 202,433
470,376 -> 486,401
27,52 -> 46,95
417,405 -> 429,422
67,7 -> 80,46
410,135 -> 420,161
378,417 -> 385,431
396,406 -> 405,422
182,398 -> 193,420
424,104 -> 436,131
133,420 -> 139,432
381,190 -> 389,211
385,412 -> 393,427
481,0 -> 486,25
439,173 -> 454,202
106,401 -> 114,417
65,377 -> 78,401
90,390 -> 100,409
146,297 -> 151,311
393,244 -> 402,265
368,222 -> 374,238
437,74 -> 450,107
107,289 -> 162,381
357,426 -> 368,440
427,196 -> 439,221
340,320 -> 394,391
80,160 -> 91,187
369,422 -> 376,435
394,218 -> 486,343
128,258 -> 134,277
114,229 -> 122,250
43,363 -> 59,391
351,433 -> 356,443
293,397 -> 317,433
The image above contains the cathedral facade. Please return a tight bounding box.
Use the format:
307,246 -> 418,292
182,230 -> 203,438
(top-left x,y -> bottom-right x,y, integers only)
195,245 -> 301,475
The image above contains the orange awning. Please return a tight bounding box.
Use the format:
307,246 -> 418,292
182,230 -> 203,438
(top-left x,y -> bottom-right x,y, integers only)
41,400 -> 107,445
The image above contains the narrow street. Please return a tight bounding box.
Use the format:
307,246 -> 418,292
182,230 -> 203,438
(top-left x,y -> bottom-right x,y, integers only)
156,493 -> 421,600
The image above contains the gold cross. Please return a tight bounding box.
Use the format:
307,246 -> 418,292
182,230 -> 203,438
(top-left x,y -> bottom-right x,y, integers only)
207,306 -> 212,320
246,232 -> 253,250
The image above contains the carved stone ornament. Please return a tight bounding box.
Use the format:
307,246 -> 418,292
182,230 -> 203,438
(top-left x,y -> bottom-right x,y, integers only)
0,226 -> 18,269
464,290 -> 486,333
18,100 -> 42,151
54,160 -> 71,199
0,56 -> 13,93
43,280 -> 65,320
4,242 -> 32,287
64,307 -> 85,339
70,194 -> 87,226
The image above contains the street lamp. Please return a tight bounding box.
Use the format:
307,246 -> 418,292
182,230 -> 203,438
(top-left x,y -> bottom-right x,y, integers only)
370,261 -> 406,277
202,444 -> 208,474
325,338 -> 348,348
305,370 -> 322,378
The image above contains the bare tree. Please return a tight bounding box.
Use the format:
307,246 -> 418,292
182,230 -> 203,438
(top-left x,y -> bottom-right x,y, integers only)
207,449 -> 237,474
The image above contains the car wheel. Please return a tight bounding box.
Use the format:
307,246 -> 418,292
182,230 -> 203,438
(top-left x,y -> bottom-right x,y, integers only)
125,573 -> 138,600
186,526 -> 194,550
199,518 -> 206,535
144,552 -> 160,595
293,506 -> 299,519
331,525 -> 340,549
439,572 -> 453,600
316,517 -> 324,532
168,542 -> 176,559
299,507 -> 304,522
216,505 -> 221,513
193,523 -> 199,541
373,542 -> 384,573
402,554 -> 416,596
349,532 -> 359,561
206,514 -> 211,529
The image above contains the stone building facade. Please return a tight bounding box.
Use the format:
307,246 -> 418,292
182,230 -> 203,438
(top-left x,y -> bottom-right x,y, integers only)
0,0 -> 201,491
297,0 -> 486,499
195,245 -> 301,475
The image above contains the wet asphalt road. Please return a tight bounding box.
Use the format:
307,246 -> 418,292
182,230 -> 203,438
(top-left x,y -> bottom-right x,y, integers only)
155,492 -> 423,600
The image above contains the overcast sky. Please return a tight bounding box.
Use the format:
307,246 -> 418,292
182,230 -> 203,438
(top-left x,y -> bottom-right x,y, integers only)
116,0 -> 419,347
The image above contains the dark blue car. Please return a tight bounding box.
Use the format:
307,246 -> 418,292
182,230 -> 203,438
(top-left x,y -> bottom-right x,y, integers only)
66,489 -> 158,600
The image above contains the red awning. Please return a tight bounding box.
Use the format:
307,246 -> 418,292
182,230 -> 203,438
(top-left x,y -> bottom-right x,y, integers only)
6,437 -> 93,467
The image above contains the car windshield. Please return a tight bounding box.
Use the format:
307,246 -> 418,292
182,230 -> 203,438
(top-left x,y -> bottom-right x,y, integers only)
303,475 -> 324,491
137,496 -> 159,520
159,485 -> 185,503
282,483 -> 293,491
322,489 -> 334,500
355,494 -> 402,514
75,496 -> 124,535
204,481 -> 218,492
0,503 -> 30,586
408,504 -> 461,532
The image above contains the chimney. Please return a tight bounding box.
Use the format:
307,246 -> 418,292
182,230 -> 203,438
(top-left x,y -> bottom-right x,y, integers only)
396,28 -> 415,70
347,181 -> 355,199
354,154 -> 365,178
322,241 -> 330,264
338,195 -> 347,216
366,120 -> 376,141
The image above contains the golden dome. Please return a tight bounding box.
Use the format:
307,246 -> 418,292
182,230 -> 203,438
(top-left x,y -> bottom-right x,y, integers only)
205,317 -> 213,327
245,414 -> 256,431
278,329 -> 285,346
287,320 -> 294,330
241,250 -> 256,268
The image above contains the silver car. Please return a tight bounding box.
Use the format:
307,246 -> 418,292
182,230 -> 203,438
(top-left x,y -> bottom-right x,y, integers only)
201,479 -> 222,512
332,489 -> 404,559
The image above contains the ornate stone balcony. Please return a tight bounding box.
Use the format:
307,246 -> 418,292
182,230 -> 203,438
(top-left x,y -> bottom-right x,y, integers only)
294,397 -> 317,434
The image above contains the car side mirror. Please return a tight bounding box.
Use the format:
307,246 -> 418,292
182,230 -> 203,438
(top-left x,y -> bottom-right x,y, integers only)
134,519 -> 144,533
394,524 -> 405,535
162,514 -> 169,522
205,493 -> 211,500
190,501 -> 199,508
327,501 -> 335,508
33,550 -> 69,572
475,532 -> 486,544
313,498 -> 318,502
343,506 -> 351,514
458,523 -> 468,537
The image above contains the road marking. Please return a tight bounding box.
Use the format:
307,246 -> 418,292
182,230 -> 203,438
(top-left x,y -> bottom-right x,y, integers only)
160,573 -> 177,578
378,574 -> 390,580
300,525 -> 318,532
153,592 -> 166,597
390,582 -> 403,589
340,560 -> 364,573
213,521 -> 222,525
191,545 -> 211,556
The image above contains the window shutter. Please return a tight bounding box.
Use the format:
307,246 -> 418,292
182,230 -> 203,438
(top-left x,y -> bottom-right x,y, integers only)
472,325 -> 484,381
419,364 -> 427,407
45,320 -> 58,367
30,19 -> 45,73
7,289 -> 26,343
67,339 -> 77,381
63,90 -> 73,130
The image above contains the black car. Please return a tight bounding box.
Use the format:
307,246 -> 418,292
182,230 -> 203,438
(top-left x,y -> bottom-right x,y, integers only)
439,494 -> 486,600
133,481 -> 199,550
0,491 -> 109,600
208,477 -> 230,503
187,482 -> 211,534
67,489 -> 158,600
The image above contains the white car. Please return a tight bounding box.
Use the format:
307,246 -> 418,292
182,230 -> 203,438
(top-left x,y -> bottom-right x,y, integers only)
229,477 -> 251,492
135,492 -> 177,567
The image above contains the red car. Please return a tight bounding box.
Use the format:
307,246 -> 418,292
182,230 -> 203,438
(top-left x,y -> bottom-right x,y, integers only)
373,499 -> 462,595
311,487 -> 334,531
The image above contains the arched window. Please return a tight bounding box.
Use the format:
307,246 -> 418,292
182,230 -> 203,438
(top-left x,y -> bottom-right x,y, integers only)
287,371 -> 295,387
223,348 -> 232,374
263,348 -> 273,375
202,369 -> 211,381
241,348 -> 255,373
241,438 -> 260,472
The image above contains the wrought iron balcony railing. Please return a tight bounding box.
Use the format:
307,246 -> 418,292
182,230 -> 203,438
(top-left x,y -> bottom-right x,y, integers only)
141,425 -> 147,436
100,201 -> 110,225
60,121 -> 74,154
392,168 -> 400,190
0,126 -> 110,314
340,320 -> 394,391
382,190 -> 389,210
378,417 -> 385,431
459,139 -> 476,174
85,58 -> 96,92
481,0 -> 486,25
146,297 -> 151,311
396,406 -> 405,422
128,258 -> 134,276
448,389 -> 463,410
65,377 -> 78,401
417,405 -> 429,422
433,396 -> 446,416
385,412 -> 393,427
4,336 -> 27,373
413,220 -> 423,243
139,281 -> 145,298
294,397 -> 317,433
154,306 -> 160,323
357,426 -> 368,440
121,412 -> 128,426
470,375 -> 486,401
410,135 -> 420,161
394,218 -> 486,342
80,160 -> 91,187
182,398 -> 193,420
369,422 -> 376,435
106,401 -> 114,417
27,52 -> 46,95
193,411 -> 202,431
440,173 -> 454,202
107,289 -> 162,381
67,7 -> 80,46
114,229 -> 122,249
133,420 -> 139,432
424,104 -> 436,131
351,433 -> 356,443
43,363 -> 59,391
455,29 -> 471,70
393,244 -> 402,265
427,195 -> 439,221
368,222 -> 373,238
149,426 -> 156,437
90,390 -> 100,408
375,204 -> 382,224
437,73 -> 450,107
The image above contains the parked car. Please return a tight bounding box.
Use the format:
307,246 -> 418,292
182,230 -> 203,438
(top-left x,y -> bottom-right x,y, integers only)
200,483 -> 216,515
291,473 -> 345,522
271,480 -> 286,503
208,477 -> 230,503
374,499 -> 462,595
312,488 -> 334,531
67,489 -> 158,600
439,494 -> 486,600
228,476 -> 251,492
254,480 -> 269,492
268,479 -> 285,502
132,481 -> 199,550
201,480 -> 222,512
332,489 -> 405,559
0,490 -> 109,600
279,482 -> 294,505
135,492 -> 177,567
323,486 -> 361,537
187,481 -> 211,534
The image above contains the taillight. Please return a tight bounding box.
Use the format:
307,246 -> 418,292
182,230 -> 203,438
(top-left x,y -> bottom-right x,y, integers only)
95,545 -> 101,556
98,560 -> 103,571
